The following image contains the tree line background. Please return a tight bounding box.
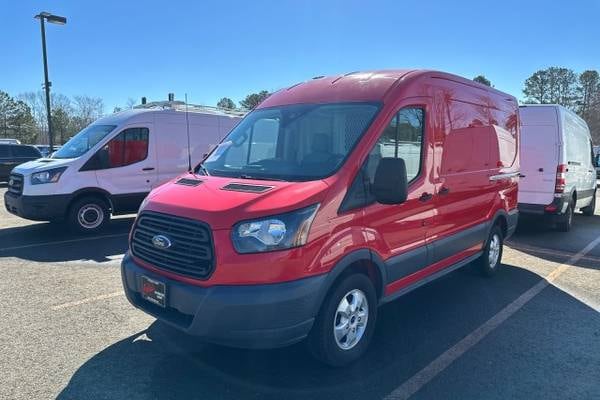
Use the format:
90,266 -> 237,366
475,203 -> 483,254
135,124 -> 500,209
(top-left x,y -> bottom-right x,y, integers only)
1,68 -> 599,145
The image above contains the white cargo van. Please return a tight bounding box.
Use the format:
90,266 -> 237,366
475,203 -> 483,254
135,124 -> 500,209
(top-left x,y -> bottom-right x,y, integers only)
518,104 -> 596,231
4,103 -> 243,232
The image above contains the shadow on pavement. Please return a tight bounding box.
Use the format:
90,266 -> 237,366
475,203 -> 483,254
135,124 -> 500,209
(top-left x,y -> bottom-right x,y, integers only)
57,263 -> 599,400
0,217 -> 134,263
509,213 -> 600,271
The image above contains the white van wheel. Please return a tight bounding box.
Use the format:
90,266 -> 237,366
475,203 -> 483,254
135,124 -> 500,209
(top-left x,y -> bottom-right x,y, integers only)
68,196 -> 110,233
556,202 -> 574,232
581,192 -> 596,216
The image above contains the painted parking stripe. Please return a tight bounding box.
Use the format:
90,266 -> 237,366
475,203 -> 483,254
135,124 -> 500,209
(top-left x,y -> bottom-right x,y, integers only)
51,291 -> 123,310
0,233 -> 128,252
384,235 -> 600,400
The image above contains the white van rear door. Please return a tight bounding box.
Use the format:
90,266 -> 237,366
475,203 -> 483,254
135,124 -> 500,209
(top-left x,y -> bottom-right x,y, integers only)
519,108 -> 559,206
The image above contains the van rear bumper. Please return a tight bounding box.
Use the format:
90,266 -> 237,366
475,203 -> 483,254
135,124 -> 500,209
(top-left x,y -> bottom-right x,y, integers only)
518,194 -> 570,216
4,192 -> 70,221
121,252 -> 326,349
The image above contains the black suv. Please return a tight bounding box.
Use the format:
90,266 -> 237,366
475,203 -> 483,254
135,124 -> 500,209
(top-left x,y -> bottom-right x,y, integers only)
0,144 -> 42,182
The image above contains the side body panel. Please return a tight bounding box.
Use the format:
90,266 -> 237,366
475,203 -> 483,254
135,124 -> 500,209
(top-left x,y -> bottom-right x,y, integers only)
560,107 -> 596,208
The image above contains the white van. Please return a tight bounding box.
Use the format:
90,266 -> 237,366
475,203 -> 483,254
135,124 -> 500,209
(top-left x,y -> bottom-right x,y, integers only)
4,103 -> 243,232
518,104 -> 596,231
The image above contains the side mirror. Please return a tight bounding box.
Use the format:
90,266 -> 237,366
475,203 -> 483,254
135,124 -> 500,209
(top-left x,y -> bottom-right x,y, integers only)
372,157 -> 408,204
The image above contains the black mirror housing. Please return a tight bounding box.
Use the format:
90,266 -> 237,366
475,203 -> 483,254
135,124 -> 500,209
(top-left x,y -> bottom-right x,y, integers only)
372,157 -> 408,204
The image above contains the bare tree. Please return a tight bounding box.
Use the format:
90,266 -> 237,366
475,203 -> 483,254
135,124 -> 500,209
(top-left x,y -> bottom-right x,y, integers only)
72,95 -> 104,131
125,97 -> 136,109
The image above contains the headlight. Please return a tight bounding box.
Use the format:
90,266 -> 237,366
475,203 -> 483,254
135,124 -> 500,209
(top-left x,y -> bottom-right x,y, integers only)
30,167 -> 67,185
232,204 -> 319,253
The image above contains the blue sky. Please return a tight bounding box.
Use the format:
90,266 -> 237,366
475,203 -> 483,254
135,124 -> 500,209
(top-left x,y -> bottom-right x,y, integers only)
1,0 -> 598,111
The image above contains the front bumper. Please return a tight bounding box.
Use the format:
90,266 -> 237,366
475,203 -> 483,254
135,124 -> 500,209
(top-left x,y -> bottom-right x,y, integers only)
121,252 -> 327,349
4,192 -> 71,221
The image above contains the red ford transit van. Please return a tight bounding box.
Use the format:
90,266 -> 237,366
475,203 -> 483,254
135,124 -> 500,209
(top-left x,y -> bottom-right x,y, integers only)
121,70 -> 520,366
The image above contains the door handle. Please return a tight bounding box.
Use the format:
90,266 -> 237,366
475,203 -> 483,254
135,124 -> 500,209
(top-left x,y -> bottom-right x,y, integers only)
142,167 -> 155,171
439,186 -> 450,195
519,174 -> 526,178
419,192 -> 433,202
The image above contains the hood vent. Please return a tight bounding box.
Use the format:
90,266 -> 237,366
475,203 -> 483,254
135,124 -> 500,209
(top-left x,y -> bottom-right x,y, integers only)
221,182 -> 274,193
176,178 -> 203,187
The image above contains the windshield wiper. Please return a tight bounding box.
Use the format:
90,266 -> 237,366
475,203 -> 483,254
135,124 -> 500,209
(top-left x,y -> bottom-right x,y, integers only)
239,174 -> 286,182
196,164 -> 210,176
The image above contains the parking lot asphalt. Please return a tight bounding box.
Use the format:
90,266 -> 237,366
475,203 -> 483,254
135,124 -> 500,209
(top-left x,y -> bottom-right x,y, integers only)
1,184 -> 599,400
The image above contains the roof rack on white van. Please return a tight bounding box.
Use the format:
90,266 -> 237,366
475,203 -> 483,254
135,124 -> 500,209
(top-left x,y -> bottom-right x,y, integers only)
134,101 -> 247,118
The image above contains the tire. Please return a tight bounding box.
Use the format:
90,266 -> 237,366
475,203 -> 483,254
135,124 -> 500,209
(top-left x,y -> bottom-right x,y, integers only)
556,202 -> 574,232
477,225 -> 503,277
67,196 -> 110,234
581,191 -> 596,216
307,273 -> 377,367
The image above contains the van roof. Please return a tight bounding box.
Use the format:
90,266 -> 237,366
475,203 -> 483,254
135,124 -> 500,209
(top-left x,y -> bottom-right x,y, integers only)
519,104 -> 587,126
92,105 -> 245,126
259,69 -> 515,108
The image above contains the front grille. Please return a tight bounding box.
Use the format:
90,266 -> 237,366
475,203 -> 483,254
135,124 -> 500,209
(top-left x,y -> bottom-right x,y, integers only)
131,211 -> 214,279
8,173 -> 23,195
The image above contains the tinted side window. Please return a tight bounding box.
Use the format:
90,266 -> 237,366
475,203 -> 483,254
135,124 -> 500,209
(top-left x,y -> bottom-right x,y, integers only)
13,146 -> 41,158
340,107 -> 424,212
97,128 -> 149,169
0,145 -> 9,158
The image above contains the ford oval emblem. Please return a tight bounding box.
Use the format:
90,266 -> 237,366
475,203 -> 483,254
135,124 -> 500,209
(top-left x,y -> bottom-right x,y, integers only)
152,234 -> 172,249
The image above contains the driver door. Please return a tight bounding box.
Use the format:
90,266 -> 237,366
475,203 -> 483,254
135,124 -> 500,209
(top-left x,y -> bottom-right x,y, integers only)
93,125 -> 157,213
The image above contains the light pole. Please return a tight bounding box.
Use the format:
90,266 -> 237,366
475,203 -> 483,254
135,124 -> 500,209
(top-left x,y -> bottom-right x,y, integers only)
34,12 -> 66,153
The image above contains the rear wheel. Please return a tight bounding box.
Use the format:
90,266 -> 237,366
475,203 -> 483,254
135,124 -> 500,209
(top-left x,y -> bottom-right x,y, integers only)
581,191 -> 596,216
67,196 -> 110,234
556,202 -> 574,232
307,273 -> 377,367
477,225 -> 503,277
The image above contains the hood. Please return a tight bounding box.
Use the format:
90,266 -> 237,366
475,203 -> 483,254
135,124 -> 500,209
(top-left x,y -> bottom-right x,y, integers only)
143,173 -> 330,230
13,158 -> 75,175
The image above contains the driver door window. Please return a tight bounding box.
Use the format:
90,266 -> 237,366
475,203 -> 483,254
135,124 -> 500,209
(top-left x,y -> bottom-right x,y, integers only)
98,127 -> 149,169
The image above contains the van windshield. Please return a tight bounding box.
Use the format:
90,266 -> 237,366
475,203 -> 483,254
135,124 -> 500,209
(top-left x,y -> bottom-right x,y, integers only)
53,124 -> 117,159
199,102 -> 379,181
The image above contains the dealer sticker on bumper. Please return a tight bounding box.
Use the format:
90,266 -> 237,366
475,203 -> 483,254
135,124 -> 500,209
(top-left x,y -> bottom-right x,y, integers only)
140,276 -> 166,307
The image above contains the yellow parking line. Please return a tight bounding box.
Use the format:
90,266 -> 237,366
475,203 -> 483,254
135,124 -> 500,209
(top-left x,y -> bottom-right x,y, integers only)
384,235 -> 600,400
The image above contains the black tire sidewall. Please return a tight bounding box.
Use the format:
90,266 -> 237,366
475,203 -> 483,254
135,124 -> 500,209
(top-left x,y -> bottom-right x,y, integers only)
309,273 -> 377,367
557,203 -> 573,231
582,192 -> 596,216
68,197 -> 109,233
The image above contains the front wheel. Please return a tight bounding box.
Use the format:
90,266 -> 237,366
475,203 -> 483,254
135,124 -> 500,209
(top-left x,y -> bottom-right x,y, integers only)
67,196 -> 110,234
477,225 -> 503,277
307,273 -> 377,367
